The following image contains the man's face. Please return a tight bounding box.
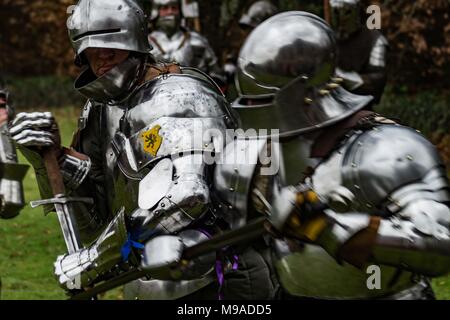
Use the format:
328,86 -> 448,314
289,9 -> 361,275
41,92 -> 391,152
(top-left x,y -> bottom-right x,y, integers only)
84,48 -> 130,77
159,4 -> 180,18
0,94 -> 8,124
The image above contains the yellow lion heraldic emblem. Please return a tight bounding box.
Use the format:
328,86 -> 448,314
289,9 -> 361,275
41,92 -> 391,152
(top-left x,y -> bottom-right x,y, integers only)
141,125 -> 163,157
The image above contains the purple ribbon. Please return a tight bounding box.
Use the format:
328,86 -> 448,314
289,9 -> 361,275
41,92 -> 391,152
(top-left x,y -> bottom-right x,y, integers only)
197,228 -> 239,300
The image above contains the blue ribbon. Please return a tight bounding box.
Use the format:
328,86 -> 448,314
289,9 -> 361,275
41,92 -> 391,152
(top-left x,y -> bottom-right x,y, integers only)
121,233 -> 145,262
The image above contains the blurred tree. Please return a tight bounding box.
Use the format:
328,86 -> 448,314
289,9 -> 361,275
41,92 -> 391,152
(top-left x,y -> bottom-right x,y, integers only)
0,0 -> 77,77
0,0 -> 448,89
374,0 -> 450,89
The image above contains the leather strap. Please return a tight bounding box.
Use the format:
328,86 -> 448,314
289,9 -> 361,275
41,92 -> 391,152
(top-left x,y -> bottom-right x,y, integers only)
337,216 -> 381,269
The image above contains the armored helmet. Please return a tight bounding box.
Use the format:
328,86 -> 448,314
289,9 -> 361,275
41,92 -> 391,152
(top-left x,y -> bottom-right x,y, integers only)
239,1 -> 278,29
329,0 -> 363,40
150,0 -> 183,35
233,11 -> 372,137
67,0 -> 153,103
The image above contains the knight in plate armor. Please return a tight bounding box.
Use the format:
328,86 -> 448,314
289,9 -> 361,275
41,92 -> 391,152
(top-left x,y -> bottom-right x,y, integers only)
214,11 -> 450,300
0,78 -> 28,219
148,0 -> 225,87
0,76 -> 29,298
9,0 -> 276,300
224,1 -> 279,101
239,0 -> 278,31
330,0 -> 388,105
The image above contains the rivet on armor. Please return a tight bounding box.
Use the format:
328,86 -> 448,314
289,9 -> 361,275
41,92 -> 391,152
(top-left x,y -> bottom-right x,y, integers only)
228,205 -> 233,210
332,77 -> 344,83
168,195 -> 172,199
304,98 -> 313,104
326,83 -> 340,89
366,203 -> 372,208
160,203 -> 165,208
354,185 -> 360,190
234,167 -> 239,172
290,215 -> 301,228
229,187 -> 235,192
351,163 -> 357,168
406,155 -> 413,161
319,89 -> 330,96
305,191 -> 319,204
357,142 -> 363,147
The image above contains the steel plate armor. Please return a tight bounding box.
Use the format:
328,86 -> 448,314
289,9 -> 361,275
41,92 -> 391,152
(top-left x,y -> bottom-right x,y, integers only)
0,124 -> 28,219
64,72 -> 236,299
216,11 -> 450,300
13,0 -> 239,300
149,0 -> 223,81
0,82 -> 28,219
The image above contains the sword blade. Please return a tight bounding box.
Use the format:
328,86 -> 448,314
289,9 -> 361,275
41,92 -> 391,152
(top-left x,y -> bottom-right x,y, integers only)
54,201 -> 82,253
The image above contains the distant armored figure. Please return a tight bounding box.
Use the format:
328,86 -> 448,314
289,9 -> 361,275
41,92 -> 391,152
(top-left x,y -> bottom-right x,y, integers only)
10,0 -> 276,300
222,1 -> 279,100
330,0 -> 388,104
148,0 -> 224,84
239,0 -> 278,30
0,78 -> 28,219
0,77 -> 28,299
215,12 -> 450,299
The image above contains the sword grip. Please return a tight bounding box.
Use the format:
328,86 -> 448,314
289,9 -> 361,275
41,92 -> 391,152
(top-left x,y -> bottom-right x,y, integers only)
43,147 -> 65,196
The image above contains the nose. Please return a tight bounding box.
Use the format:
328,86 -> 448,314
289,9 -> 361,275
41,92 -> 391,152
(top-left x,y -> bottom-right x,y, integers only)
168,7 -> 177,15
97,48 -> 115,60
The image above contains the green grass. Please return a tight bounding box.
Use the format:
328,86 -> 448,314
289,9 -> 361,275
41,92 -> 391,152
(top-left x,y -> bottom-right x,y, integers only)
0,106 -> 122,300
0,105 -> 448,300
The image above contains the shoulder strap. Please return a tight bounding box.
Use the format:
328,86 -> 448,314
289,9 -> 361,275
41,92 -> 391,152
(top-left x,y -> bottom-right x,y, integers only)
310,110 -> 396,159
149,35 -> 166,55
143,62 -> 182,82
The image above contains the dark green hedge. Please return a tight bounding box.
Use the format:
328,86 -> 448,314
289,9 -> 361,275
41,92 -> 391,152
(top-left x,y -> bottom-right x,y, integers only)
7,76 -> 85,110
375,87 -> 449,137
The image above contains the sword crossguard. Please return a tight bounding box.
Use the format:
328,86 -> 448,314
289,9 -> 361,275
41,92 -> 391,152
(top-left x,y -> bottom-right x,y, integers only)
30,195 -> 94,210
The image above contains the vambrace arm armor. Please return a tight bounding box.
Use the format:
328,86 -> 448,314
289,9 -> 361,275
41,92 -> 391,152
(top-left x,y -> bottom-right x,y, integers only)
312,126 -> 450,277
317,198 -> 450,277
18,146 -> 92,212
142,229 -> 216,281
271,125 -> 450,278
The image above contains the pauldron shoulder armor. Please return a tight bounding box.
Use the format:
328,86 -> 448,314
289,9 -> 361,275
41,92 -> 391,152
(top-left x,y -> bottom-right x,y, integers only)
314,124 -> 448,213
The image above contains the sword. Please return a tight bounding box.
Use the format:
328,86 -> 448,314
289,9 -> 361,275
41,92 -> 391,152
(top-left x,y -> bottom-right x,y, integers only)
30,147 -> 92,254
69,217 -> 268,300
